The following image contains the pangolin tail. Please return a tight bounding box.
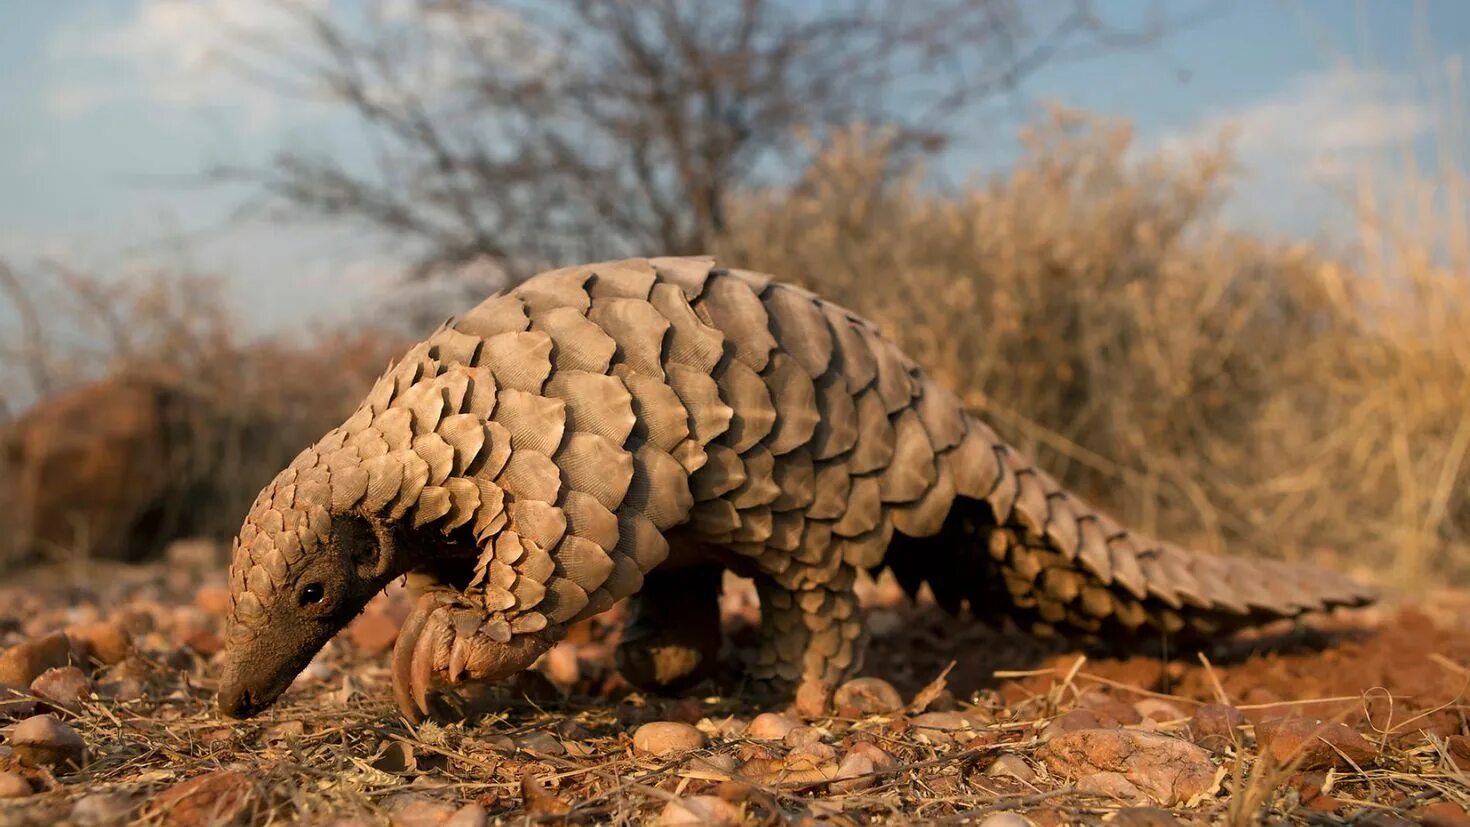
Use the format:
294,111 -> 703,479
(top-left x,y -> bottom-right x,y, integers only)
886,413 -> 1375,641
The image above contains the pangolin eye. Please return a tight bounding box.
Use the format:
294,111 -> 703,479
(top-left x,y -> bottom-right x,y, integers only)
299,583 -> 325,606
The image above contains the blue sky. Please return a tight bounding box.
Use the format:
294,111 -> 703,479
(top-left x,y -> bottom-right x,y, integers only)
1,1 -> 1466,335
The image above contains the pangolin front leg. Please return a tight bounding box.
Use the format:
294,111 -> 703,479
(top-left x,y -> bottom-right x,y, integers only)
391,589 -> 563,721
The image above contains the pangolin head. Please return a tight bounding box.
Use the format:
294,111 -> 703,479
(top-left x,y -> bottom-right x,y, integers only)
217,438 -> 403,719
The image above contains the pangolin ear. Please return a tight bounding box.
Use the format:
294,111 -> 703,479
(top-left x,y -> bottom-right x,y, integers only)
352,516 -> 399,581
333,515 -> 392,580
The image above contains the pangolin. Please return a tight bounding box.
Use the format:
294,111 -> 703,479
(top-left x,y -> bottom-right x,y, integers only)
216,257 -> 1373,720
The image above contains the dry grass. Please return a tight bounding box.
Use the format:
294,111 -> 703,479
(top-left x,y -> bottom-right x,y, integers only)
718,110 -> 1470,588
0,561 -> 1466,825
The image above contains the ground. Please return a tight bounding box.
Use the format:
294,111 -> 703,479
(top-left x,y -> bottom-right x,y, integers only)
0,542 -> 1466,826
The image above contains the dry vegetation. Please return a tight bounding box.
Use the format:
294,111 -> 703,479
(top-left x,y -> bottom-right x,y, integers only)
1,111 -> 1468,824
719,111 -> 1470,588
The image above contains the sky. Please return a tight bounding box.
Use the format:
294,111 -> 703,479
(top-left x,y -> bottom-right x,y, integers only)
1,0 -> 1467,337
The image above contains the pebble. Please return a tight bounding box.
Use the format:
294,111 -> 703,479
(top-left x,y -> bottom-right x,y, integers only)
1038,728 -> 1216,805
1423,802 -> 1470,827
193,586 -> 232,617
346,608 -> 401,654
145,770 -> 256,826
833,676 -> 905,717
1190,703 -> 1245,749
0,771 -> 32,798
1112,806 -> 1186,826
385,793 -> 459,827
746,712 -> 800,740
10,714 -> 86,769
1132,698 -> 1186,723
71,792 -> 137,826
1075,770 -> 1143,801
659,795 -> 742,826
978,814 -> 1035,827
794,678 -> 833,718
30,665 -> 93,712
542,645 -> 580,687
66,621 -> 133,665
0,682 -> 37,721
985,753 -> 1036,783
846,741 -> 896,771
633,721 -> 706,756
513,731 -> 566,756
0,632 -> 76,686
908,711 -> 978,745
1256,717 -> 1376,770
830,752 -> 876,793
1040,708 -> 1104,740
445,803 -> 490,827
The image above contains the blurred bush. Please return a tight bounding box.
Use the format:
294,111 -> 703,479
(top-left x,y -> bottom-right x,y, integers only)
717,110 -> 1470,587
0,272 -> 401,570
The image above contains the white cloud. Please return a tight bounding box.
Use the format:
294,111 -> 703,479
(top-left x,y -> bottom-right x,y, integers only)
47,0 -> 328,128
1154,68 -> 1439,238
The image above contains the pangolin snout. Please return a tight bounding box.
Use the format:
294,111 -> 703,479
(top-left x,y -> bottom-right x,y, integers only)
217,681 -> 262,719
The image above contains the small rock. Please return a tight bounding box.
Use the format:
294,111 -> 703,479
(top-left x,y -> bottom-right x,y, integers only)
978,814 -> 1035,827
1040,708 -> 1103,740
145,770 -> 256,826
1079,694 -> 1143,726
846,741 -> 896,771
833,677 -> 904,717
794,678 -> 833,718
985,753 -> 1036,783
542,645 -> 580,687
1190,703 -> 1245,750
0,771 -> 32,798
1075,770 -> 1144,801
520,772 -> 572,816
633,721 -> 706,756
1256,717 -> 1376,770
830,752 -> 876,793
0,683 -> 37,721
346,609 -> 401,654
789,741 -> 838,764
71,792 -> 137,826
659,795 -> 742,826
1423,802 -> 1470,827
689,754 -> 739,776
384,793 -> 458,827
194,586 -> 232,617
1112,806 -> 1185,826
1038,728 -> 1217,806
445,803 -> 490,827
1132,699 -> 1186,724
30,666 -> 92,712
783,725 -> 823,748
0,632 -> 75,686
513,730 -> 565,756
10,714 -> 86,769
66,622 -> 133,665
908,711 -> 978,745
746,712 -> 800,740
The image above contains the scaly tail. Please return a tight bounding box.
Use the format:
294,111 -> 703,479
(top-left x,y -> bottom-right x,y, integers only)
885,413 -> 1375,641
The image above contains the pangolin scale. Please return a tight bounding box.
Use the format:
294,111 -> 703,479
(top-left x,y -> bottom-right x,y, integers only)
217,257 -> 1374,721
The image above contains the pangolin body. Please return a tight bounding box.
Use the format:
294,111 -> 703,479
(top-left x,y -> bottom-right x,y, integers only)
218,257 -> 1373,720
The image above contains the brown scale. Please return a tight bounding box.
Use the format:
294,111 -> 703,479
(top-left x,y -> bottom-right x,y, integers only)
218,257 -> 1379,724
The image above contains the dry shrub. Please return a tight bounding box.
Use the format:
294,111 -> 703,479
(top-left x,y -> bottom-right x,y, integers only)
717,110 -> 1470,587
0,269 -> 402,568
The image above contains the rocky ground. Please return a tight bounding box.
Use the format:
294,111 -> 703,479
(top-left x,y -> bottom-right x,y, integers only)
0,541 -> 1467,826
